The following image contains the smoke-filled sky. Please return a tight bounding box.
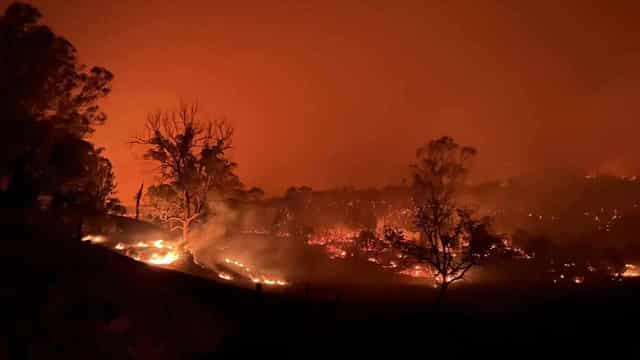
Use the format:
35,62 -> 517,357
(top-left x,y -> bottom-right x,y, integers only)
34,0 -> 640,200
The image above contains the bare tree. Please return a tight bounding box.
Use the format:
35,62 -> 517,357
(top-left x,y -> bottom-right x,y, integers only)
131,103 -> 241,246
410,136 -> 479,304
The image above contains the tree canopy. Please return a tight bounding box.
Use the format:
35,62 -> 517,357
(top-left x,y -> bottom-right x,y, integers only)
133,103 -> 242,244
408,136 -> 497,302
0,1 -> 119,214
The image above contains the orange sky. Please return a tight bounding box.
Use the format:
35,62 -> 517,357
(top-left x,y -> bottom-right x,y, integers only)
32,0 -> 640,202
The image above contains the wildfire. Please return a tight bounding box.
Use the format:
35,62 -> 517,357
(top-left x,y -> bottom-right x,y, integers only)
218,272 -> 234,281
250,276 -> 288,286
622,264 -> 640,278
224,258 -> 248,269
222,257 -> 288,286
399,264 -> 431,279
308,227 -> 359,259
308,226 -> 445,282
113,239 -> 181,266
147,251 -> 180,265
81,234 -> 106,243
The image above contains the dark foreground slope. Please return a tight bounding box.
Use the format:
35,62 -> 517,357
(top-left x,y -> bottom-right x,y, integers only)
3,226 -> 640,359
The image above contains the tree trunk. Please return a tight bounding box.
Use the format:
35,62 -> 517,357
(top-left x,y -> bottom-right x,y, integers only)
135,183 -> 143,220
182,190 -> 191,246
182,222 -> 188,246
435,282 -> 449,310
185,191 -> 191,218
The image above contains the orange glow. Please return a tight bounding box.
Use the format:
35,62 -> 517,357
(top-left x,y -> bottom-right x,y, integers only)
218,272 -> 234,281
81,235 -> 106,243
112,239 -> 181,266
222,257 -> 288,286
147,251 -> 180,265
623,264 -> 640,278
33,1 -> 640,201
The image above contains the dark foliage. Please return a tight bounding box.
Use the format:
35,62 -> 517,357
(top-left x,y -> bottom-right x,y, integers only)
0,2 -> 119,215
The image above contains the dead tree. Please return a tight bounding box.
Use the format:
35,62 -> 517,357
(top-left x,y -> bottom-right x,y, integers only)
131,103 -> 240,246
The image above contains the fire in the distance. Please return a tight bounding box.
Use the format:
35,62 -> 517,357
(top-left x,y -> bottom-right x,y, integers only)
305,224 -> 640,286
306,226 -> 529,282
83,222 -> 640,289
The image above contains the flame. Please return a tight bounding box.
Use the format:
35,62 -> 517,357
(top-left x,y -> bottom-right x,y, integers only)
153,239 -> 170,248
218,272 -> 234,281
623,264 -> 640,278
224,258 -> 246,268
81,234 -> 106,243
147,251 -> 180,265
111,239 -> 181,266
249,276 -> 288,286
223,257 -> 288,286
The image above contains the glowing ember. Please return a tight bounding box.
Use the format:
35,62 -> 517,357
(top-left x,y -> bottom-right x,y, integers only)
223,257 -> 288,286
218,272 -> 234,281
153,239 -> 172,249
308,227 -> 359,259
224,258 -> 246,268
81,234 -> 106,243
147,251 -> 180,265
622,264 -> 640,278
112,240 -> 181,266
250,277 -> 287,286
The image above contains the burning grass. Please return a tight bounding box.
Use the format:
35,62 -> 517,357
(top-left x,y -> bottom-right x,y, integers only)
112,238 -> 182,266
222,257 -> 288,286
83,233 -> 291,288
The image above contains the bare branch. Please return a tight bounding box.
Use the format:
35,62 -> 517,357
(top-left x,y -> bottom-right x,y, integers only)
131,102 -> 240,245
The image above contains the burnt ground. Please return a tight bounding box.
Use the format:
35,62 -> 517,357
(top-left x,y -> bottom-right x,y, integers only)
2,228 -> 640,359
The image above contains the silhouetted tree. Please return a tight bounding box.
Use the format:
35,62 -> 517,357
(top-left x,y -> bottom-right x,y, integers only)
52,147 -> 124,215
85,150 -> 125,215
143,183 -> 183,223
410,136 -> 483,304
468,216 -> 504,257
0,2 -> 115,213
132,103 -> 241,245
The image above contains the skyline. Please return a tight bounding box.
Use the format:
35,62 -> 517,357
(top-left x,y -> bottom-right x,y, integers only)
34,0 -> 640,200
